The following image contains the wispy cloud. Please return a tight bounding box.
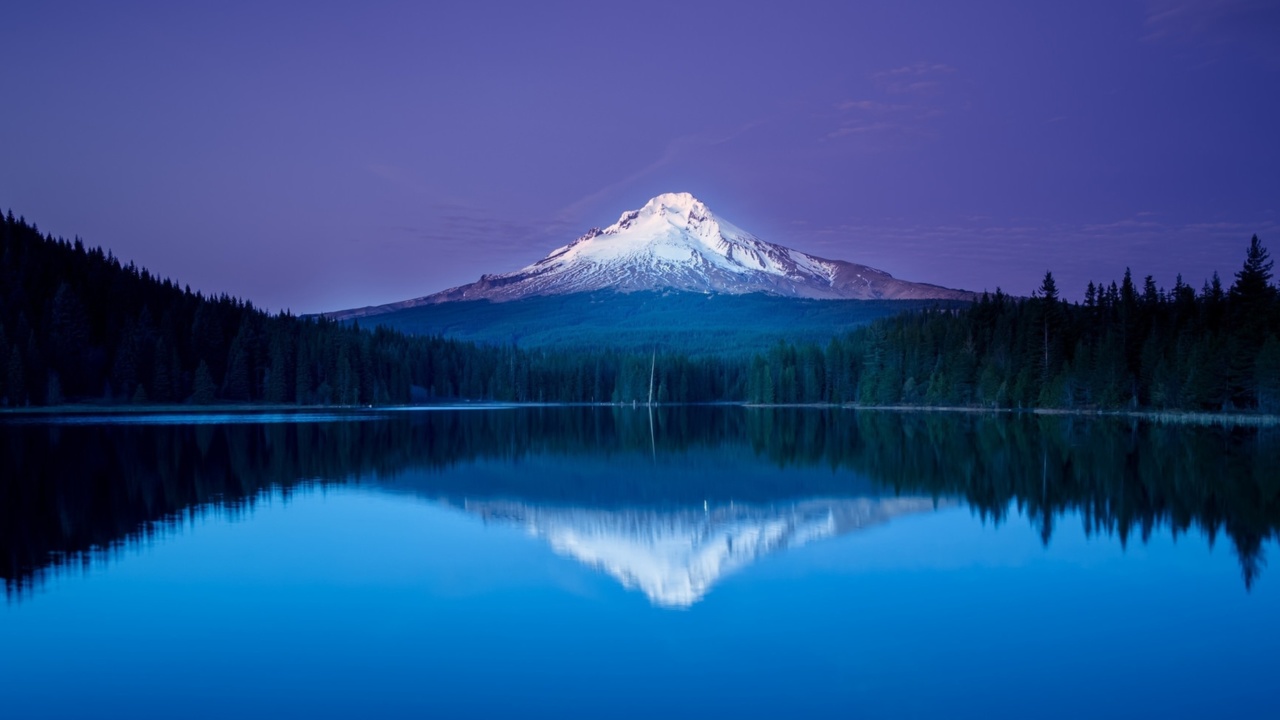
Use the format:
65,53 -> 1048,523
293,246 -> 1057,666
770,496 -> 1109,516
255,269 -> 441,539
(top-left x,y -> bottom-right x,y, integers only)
874,62 -> 958,77
364,162 -> 443,197
824,61 -> 961,143
835,99 -> 911,112
1144,0 -> 1280,63
366,119 -> 771,274
359,163 -> 574,264
391,203 -> 575,254
556,119 -> 767,222
359,204 -> 576,282
366,119 -> 765,268
872,62 -> 957,95
792,213 -> 1279,298
826,122 -> 895,139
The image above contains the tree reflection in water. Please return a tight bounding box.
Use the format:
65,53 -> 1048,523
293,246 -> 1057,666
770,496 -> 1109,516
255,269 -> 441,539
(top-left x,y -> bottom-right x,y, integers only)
3,407 -> 1277,599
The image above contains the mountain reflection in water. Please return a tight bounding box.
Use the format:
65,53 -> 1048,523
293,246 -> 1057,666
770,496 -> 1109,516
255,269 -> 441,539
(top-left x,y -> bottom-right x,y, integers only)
453,496 -> 947,607
2,407 -> 1278,603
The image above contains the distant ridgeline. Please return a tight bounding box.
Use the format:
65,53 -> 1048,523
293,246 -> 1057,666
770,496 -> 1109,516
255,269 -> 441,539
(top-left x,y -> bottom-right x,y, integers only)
1,208 -> 1276,411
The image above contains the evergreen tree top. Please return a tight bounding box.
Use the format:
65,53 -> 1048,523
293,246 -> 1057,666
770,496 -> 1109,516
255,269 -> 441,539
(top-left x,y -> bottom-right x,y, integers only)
1231,234 -> 1274,301
1037,271 -> 1058,302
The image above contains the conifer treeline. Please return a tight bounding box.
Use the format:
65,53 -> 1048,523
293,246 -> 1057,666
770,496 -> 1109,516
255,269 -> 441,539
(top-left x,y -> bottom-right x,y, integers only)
4,209 -> 1276,413
748,236 -> 1280,412
0,212 -> 742,406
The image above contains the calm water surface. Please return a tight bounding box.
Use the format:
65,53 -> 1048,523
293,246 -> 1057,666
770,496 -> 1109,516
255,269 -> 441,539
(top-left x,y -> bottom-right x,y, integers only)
2,408 -> 1277,718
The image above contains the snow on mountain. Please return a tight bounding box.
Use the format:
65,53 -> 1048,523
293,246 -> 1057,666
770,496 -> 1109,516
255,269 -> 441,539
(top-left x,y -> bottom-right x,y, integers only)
456,496 -> 947,608
329,192 -> 974,319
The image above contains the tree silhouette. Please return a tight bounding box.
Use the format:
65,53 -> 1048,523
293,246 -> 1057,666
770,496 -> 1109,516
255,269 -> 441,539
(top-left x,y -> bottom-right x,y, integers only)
1231,234 -> 1274,304
190,361 -> 217,404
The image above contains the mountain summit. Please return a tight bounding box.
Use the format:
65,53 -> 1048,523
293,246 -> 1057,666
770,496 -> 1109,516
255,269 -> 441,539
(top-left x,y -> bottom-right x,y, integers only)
332,192 -> 973,319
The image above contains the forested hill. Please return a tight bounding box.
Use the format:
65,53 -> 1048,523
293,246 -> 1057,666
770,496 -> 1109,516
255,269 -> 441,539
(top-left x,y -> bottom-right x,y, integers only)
0,211 -> 742,406
331,291 -> 951,357
747,236 -> 1280,413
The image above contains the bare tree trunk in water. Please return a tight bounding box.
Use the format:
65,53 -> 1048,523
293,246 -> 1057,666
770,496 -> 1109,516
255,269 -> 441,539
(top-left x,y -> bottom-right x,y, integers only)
648,349 -> 656,407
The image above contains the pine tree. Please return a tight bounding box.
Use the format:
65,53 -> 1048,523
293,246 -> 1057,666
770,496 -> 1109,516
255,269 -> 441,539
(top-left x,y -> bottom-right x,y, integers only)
0,324 -> 7,404
1227,235 -> 1276,406
150,339 -> 174,402
48,282 -> 90,397
1036,271 -> 1062,388
1231,234 -> 1274,304
111,322 -> 142,400
295,339 -> 312,405
1256,336 -> 1280,413
46,372 -> 64,405
266,333 -> 290,403
7,346 -> 26,406
190,303 -> 225,383
221,331 -> 252,401
190,360 -> 217,404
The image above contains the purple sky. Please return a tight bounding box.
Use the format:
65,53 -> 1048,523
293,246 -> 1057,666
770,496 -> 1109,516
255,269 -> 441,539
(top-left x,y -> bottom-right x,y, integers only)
2,1 -> 1278,312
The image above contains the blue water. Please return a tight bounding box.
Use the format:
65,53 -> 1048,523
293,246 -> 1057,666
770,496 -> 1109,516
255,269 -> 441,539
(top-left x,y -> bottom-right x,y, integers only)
1,408 -> 1276,718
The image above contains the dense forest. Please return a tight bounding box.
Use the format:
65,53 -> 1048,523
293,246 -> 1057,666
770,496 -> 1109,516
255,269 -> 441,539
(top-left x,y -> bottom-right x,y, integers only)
348,288 -> 947,357
747,236 -> 1280,412
0,211 -> 739,406
2,209 -> 1276,412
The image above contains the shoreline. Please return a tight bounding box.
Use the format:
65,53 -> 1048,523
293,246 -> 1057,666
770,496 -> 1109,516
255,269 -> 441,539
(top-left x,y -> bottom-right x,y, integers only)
833,404 -> 1280,427
2,400 -> 1277,427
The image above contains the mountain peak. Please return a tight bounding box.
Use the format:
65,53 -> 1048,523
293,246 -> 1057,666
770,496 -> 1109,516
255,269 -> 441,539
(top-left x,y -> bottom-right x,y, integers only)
637,191 -> 707,217
595,192 -> 728,241
327,192 -> 976,317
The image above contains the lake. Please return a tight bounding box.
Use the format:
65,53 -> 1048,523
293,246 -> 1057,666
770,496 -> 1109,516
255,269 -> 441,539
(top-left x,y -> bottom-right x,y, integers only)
2,407 -> 1278,719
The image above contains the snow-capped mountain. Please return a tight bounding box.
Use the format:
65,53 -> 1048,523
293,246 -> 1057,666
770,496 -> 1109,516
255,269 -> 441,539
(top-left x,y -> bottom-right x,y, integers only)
330,192 -> 973,319
455,496 -> 947,608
